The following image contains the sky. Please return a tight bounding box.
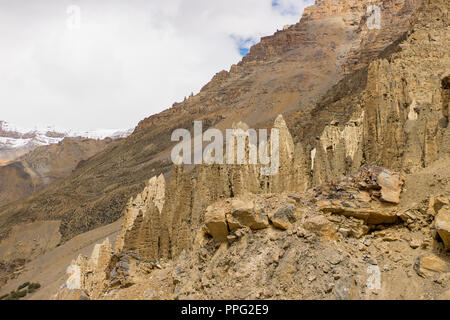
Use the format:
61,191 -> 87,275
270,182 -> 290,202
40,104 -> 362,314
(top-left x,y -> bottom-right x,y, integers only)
0,0 -> 313,131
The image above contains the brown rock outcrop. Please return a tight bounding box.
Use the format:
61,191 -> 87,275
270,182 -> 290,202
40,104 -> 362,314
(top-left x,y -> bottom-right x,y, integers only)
414,253 -> 449,278
63,238 -> 113,299
57,158 -> 449,300
435,207 -> 450,250
229,199 -> 269,231
314,166 -> 403,225
303,216 -> 338,240
114,174 -> 165,258
204,204 -> 230,243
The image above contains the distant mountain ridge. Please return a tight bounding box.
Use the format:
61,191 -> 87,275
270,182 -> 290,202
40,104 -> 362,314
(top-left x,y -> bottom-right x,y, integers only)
0,120 -> 132,140
0,120 -> 132,163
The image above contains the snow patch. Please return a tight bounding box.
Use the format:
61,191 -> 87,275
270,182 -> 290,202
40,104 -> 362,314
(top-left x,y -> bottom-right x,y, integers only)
0,120 -> 132,151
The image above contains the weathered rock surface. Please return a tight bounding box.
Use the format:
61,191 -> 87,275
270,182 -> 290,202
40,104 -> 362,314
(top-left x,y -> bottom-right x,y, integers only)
204,204 -> 229,243
414,254 -> 449,278
303,216 -> 338,241
55,156 -> 450,300
435,207 -> 450,250
269,202 -> 297,230
62,238 -> 113,299
114,174 -> 166,255
229,199 -> 269,231
314,166 -> 403,225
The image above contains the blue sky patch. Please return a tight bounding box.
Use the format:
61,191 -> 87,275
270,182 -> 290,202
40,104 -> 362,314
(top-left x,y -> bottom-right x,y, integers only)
230,1 -> 312,56
239,47 -> 250,56
271,0 -> 302,16
231,35 -> 257,57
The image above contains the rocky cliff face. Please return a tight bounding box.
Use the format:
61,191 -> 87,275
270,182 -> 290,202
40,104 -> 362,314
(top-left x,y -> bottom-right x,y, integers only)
286,0 -> 449,185
136,0 -> 422,134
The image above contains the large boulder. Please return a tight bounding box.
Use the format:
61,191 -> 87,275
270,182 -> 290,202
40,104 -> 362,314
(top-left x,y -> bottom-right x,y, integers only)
228,199 -> 269,231
413,254 -> 449,278
204,197 -> 270,242
317,201 -> 398,225
303,216 -> 337,240
377,170 -> 403,204
204,204 -> 229,242
435,207 -> 450,250
269,202 -> 297,230
428,196 -> 449,216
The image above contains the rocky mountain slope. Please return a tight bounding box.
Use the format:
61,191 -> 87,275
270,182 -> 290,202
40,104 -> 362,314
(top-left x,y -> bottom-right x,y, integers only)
0,127 -> 131,285
0,137 -> 117,208
0,219 -> 122,298
0,0 -> 448,299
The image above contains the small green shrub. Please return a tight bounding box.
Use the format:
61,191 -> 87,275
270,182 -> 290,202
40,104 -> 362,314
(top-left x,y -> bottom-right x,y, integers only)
29,283 -> 41,290
1,281 -> 41,300
6,290 -> 27,299
15,290 -> 27,298
18,282 -> 30,290
7,291 -> 19,300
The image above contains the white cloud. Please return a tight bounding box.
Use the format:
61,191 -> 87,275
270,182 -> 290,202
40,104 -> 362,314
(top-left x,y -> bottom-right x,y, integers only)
0,0 -> 313,131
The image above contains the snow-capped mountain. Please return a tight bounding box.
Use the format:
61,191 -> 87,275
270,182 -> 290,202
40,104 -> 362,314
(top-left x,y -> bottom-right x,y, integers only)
0,120 -> 133,163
